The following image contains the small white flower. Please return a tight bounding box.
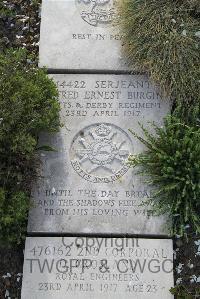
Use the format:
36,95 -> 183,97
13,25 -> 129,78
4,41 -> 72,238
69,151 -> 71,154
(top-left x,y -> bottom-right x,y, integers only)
176,263 -> 184,274
22,26 -> 29,31
197,276 -> 200,283
190,274 -> 197,283
195,31 -> 200,38
187,261 -> 194,269
194,240 -> 200,256
5,289 -> 10,297
16,35 -> 23,39
184,224 -> 190,229
176,278 -> 182,285
173,250 -> 177,259
194,240 -> 200,246
182,30 -> 187,36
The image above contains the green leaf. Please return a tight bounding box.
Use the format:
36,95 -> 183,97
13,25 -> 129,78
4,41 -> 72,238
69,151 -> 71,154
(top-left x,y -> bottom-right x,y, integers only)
36,145 -> 57,152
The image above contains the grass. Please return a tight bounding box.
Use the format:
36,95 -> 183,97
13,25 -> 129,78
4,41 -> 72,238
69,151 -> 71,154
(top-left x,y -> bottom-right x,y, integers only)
117,0 -> 200,105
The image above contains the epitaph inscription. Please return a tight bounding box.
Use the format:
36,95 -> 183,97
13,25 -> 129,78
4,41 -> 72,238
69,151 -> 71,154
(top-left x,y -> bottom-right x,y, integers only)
28,74 -> 170,234
21,237 -> 174,299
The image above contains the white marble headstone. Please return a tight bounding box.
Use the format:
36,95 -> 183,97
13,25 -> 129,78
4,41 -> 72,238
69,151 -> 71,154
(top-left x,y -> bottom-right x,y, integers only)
21,237 -> 174,299
28,74 -> 170,235
39,0 -> 129,71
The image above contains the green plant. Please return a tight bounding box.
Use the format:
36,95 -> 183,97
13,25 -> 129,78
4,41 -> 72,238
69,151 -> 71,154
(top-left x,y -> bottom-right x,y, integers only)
117,0 -> 200,104
170,285 -> 200,298
129,111 -> 200,236
0,2 -> 14,17
186,0 -> 200,13
0,49 -> 60,244
0,189 -> 29,244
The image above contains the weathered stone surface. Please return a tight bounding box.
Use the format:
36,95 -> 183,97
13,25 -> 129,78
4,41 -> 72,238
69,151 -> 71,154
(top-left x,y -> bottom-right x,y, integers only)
21,237 -> 174,299
39,0 -> 129,71
28,74 -> 170,235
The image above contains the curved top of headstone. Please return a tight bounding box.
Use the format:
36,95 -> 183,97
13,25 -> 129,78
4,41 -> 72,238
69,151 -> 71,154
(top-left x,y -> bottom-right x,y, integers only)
39,0 -> 133,72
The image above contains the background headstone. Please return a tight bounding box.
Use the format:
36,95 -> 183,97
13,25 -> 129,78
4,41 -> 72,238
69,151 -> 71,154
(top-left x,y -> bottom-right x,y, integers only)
28,74 -> 171,235
21,237 -> 174,299
39,0 -> 129,71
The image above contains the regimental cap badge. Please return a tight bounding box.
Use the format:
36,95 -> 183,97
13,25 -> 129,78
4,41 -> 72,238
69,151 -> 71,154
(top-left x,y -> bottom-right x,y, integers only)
95,124 -> 111,137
